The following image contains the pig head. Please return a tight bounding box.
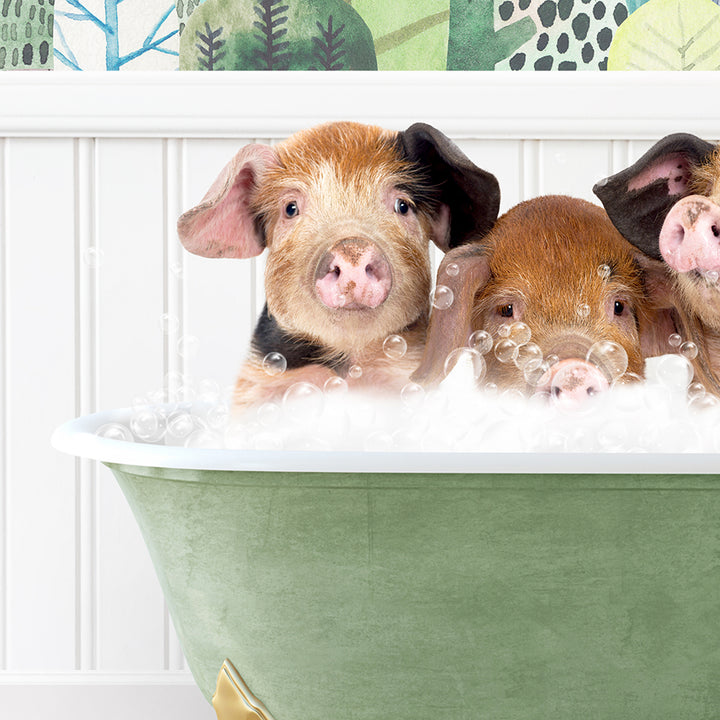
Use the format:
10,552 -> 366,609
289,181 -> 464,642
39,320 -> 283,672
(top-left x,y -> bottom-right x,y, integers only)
594,133 -> 720,393
178,121 -> 500,408
413,196 -> 675,407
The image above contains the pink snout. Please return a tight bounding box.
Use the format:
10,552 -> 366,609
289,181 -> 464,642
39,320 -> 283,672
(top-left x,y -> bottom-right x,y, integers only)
659,195 -> 720,274
544,359 -> 610,410
315,239 -> 392,310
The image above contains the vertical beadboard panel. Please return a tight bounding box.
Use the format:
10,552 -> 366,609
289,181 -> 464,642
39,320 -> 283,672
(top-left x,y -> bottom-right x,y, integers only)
537,140 -> 612,202
5,139 -> 77,671
74,137 -> 98,672
0,137 -> 7,672
182,138 -> 259,390
94,139 -> 166,671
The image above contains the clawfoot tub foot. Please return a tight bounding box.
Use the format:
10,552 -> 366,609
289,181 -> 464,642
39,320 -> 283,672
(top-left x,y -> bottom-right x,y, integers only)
213,659 -> 276,720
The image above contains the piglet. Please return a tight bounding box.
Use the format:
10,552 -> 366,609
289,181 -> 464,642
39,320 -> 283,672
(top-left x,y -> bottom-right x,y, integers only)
413,195 -> 675,408
594,134 -> 720,393
178,121 -> 500,409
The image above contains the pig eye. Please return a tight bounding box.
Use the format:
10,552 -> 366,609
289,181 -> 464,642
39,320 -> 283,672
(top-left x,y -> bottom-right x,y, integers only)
499,304 -> 514,318
284,201 -> 299,218
613,300 -> 625,316
394,198 -> 411,215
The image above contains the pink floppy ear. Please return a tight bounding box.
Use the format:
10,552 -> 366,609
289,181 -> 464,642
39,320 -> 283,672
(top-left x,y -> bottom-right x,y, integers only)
177,144 -> 279,259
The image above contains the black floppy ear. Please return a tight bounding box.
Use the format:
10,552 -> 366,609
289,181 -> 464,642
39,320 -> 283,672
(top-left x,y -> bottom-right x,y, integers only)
593,133 -> 716,261
400,123 -> 500,251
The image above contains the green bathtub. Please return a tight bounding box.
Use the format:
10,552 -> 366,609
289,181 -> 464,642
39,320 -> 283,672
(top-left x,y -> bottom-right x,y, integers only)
53,409 -> 720,720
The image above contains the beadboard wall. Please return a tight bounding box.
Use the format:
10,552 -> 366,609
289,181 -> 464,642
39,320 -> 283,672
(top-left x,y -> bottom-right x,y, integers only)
0,72 -> 719,720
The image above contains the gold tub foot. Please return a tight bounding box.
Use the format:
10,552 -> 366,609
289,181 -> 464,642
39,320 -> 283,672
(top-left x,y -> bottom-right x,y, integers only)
213,659 -> 276,720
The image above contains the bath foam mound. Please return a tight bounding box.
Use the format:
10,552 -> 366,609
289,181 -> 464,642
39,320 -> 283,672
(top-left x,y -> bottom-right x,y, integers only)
101,354 -> 720,454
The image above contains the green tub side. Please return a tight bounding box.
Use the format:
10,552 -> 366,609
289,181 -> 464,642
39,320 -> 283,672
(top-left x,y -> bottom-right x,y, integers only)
108,463 -> 720,720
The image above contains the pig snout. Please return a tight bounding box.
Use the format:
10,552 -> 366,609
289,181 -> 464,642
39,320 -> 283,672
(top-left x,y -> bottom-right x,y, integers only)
315,239 -> 392,310
659,195 -> 720,275
544,359 -> 610,409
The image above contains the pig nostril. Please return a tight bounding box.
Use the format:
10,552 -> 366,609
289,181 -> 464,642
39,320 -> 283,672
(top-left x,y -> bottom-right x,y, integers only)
713,225 -> 719,238
587,387 -> 597,397
552,386 -> 562,398
332,266 -> 341,278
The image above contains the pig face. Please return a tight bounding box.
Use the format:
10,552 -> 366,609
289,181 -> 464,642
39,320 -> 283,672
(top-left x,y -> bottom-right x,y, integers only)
413,196 -> 673,405
594,134 -> 720,331
178,121 -> 500,406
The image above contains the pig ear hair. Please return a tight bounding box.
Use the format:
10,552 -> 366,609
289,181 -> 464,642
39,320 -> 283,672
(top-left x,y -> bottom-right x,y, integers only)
400,123 -> 500,250
177,144 -> 279,259
412,245 -> 491,387
593,133 -> 716,261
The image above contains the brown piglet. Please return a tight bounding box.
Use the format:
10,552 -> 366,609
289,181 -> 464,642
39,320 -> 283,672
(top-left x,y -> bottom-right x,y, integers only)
413,195 -> 676,408
178,121 -> 499,409
594,134 -> 720,393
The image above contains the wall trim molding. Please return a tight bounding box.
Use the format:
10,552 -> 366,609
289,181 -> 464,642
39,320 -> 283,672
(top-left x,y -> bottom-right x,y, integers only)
0,71 -> 719,139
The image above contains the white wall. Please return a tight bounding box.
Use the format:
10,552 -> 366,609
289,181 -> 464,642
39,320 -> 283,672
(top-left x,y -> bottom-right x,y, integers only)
0,73 -> 718,719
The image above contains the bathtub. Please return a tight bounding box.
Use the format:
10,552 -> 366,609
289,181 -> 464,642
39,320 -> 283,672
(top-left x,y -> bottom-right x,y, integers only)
52,406 -> 720,719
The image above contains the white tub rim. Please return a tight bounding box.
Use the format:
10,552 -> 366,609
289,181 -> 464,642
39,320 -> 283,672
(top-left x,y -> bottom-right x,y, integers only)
51,407 -> 720,475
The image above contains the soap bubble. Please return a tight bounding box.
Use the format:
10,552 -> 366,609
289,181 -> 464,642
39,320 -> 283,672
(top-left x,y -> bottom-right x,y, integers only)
688,382 -> 706,400
444,262 -> 460,277
494,338 -> 518,364
430,285 -> 454,310
177,335 -> 200,359
262,352 -> 287,376
668,333 -> 682,348
166,411 -> 195,440
689,393 -> 720,412
586,340 -> 628,381
383,334 -> 407,360
348,364 -> 363,379
96,422 -> 133,442
497,323 -> 511,339
468,329 -> 492,355
400,381 -> 425,408
514,342 -> 543,371
680,341 -> 698,360
205,403 -> 229,430
524,360 -> 551,387
443,347 -> 486,382
159,313 -> 179,335
257,402 -> 282,428
508,322 -> 531,346
597,264 -> 611,279
130,408 -> 165,442
653,354 -> 693,391
185,429 -> 222,449
282,382 -> 324,423
83,247 -> 104,269
576,303 -> 591,318
703,270 -> 719,284
324,376 -> 349,395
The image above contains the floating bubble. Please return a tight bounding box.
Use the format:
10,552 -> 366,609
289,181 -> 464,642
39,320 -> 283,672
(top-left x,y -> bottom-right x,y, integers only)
444,262 -> 460,277
597,264 -> 612,279
443,347 -> 486,382
96,422 -> 133,442
348,364 -> 363,379
159,313 -> 179,335
430,285 -> 454,310
468,329 -> 492,355
508,322 -> 531,346
653,354 -> 694,391
166,411 -> 195,440
257,402 -> 282,428
497,323 -> 511,339
83,247 -> 104,269
612,371 -> 643,388
400,381 -> 425,408
524,359 -> 551,387
494,338 -> 518,364
586,340 -> 628,381
262,352 -> 287,376
383,334 -> 407,360
130,408 -> 165,442
668,333 -> 683,348
576,303 -> 591,319
545,354 -> 560,368
177,335 -> 200,359
688,382 -> 706,400
282,382 -> 324,423
703,270 -> 719,284
324,376 -> 349,395
680,341 -> 698,360
689,393 -> 720,412
514,342 -> 542,371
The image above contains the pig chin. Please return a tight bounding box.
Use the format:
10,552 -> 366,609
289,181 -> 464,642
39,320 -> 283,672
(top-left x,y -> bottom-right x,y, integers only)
677,272 -> 720,331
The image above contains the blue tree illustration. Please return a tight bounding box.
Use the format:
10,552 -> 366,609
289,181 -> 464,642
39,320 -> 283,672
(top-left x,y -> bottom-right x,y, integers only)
55,1 -> 179,70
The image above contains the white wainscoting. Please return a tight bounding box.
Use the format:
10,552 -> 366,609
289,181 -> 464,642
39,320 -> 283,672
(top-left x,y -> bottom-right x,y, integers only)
0,72 -> 718,720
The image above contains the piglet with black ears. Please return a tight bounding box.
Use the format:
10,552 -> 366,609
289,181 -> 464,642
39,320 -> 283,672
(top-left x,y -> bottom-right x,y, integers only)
178,121 -> 499,409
